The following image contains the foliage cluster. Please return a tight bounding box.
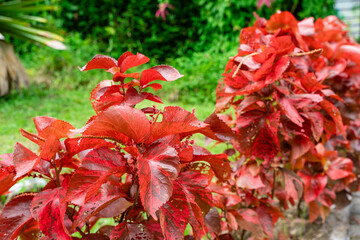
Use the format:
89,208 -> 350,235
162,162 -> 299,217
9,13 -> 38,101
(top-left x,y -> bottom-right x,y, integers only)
0,51 -> 233,239
215,11 -> 360,238
2,10 -> 360,240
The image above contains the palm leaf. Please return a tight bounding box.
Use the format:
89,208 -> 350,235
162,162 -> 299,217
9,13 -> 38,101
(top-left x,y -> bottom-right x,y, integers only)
0,0 -> 66,49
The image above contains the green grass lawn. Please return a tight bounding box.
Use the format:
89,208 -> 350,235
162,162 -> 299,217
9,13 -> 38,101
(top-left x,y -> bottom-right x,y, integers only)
0,84 -> 226,154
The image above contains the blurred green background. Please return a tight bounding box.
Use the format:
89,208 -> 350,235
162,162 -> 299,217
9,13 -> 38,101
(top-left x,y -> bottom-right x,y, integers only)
0,0 -> 337,153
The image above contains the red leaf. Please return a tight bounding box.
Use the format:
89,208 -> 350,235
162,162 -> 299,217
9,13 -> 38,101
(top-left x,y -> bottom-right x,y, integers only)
298,172 -> 327,203
149,106 -> 208,143
159,171 -> 212,239
39,119 -> 75,139
40,134 -> 61,161
79,54 -> 117,71
291,134 -> 314,160
279,97 -> 304,127
307,112 -> 324,141
320,99 -> 345,136
0,165 -> 17,195
120,52 -> 150,73
236,164 -> 265,189
301,73 -> 327,93
83,105 -> 150,144
71,184 -> 131,231
64,138 -> 115,157
140,65 -> 183,86
235,209 -> 263,238
281,168 -> 304,200
110,222 -> 163,240
192,153 -> 231,181
138,143 -> 180,219
326,157 -> 354,180
30,187 -> 70,239
203,112 -> 236,142
65,148 -> 128,206
335,45 -> 360,65
145,83 -> 163,91
264,56 -> 290,84
13,143 -> 39,179
0,193 -> 35,240
33,116 -> 57,133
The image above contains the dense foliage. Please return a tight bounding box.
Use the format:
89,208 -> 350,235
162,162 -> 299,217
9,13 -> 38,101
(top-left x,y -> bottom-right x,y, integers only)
215,11 -> 360,238
0,52 -> 233,239
2,9 -> 360,240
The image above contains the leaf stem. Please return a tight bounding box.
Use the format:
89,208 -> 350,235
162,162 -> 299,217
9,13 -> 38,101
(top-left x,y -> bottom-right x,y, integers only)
287,48 -> 323,57
232,52 -> 260,78
51,160 -> 61,187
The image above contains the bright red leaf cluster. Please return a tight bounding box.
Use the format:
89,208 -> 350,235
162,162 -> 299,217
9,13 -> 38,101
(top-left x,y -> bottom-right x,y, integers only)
0,52 -> 233,239
215,11 -> 360,239
1,11 -> 360,240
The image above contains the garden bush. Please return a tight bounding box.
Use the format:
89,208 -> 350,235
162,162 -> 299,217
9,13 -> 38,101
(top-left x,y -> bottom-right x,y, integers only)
1,10 -> 360,240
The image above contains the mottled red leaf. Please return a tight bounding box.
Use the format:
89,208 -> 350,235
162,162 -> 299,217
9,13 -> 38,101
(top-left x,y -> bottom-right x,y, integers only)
31,188 -> 70,239
138,143 -> 180,219
65,148 -> 128,205
71,184 -> 130,231
0,193 -> 35,240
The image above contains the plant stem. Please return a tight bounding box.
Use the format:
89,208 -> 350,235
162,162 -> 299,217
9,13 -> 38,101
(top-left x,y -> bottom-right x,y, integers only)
51,160 -> 61,187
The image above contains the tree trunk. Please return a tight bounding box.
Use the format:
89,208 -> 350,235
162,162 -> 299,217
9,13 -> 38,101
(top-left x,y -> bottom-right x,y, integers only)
0,40 -> 28,96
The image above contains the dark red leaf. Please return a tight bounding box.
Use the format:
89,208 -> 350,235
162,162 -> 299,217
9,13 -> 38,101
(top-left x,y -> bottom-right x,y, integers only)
192,153 -> 231,181
0,193 -> 35,240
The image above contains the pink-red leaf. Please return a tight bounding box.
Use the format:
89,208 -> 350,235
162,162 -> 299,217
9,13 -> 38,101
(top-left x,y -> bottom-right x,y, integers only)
140,65 -> 183,86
